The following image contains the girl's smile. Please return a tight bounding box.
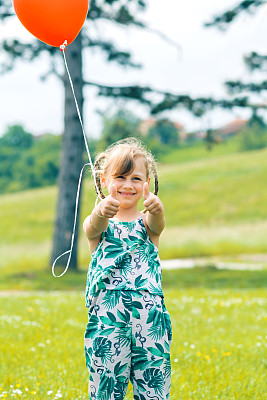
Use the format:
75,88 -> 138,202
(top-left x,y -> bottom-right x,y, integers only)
118,191 -> 136,197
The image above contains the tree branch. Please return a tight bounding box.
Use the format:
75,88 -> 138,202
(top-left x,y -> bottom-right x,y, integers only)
204,0 -> 265,30
141,26 -> 182,55
150,92 -> 267,116
83,80 -> 153,104
244,51 -> 267,71
84,80 -> 267,116
81,36 -> 142,68
0,39 -> 58,75
225,79 -> 267,94
0,0 -> 14,18
40,60 -> 64,82
87,0 -> 146,28
86,1 -> 181,57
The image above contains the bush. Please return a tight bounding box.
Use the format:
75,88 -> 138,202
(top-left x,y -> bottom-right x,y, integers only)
239,123 -> 267,151
0,126 -> 61,194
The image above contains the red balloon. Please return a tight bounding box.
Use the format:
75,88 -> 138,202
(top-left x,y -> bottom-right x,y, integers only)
13,0 -> 89,47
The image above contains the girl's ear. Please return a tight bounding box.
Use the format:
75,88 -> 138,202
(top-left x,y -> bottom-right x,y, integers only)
101,173 -> 107,188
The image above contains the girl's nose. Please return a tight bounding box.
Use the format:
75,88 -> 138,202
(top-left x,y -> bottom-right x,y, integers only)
122,178 -> 133,188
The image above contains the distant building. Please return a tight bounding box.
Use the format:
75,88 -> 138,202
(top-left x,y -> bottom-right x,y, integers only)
215,119 -> 247,139
138,118 -> 186,141
173,122 -> 187,141
187,119 -> 248,142
139,118 -> 156,136
139,117 -> 248,143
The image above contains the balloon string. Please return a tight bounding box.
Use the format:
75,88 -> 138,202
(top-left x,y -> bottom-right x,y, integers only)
52,41 -> 101,278
52,162 -> 91,277
61,41 -> 100,196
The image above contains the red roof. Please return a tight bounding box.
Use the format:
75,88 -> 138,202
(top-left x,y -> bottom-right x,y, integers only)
217,119 -> 247,135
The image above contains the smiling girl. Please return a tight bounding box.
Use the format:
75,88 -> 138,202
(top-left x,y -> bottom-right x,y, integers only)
83,137 -> 172,400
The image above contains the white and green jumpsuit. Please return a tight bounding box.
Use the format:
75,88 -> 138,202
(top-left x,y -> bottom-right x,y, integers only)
84,216 -> 172,400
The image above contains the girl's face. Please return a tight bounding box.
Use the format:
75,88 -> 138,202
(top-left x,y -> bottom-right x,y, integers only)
102,156 -> 150,208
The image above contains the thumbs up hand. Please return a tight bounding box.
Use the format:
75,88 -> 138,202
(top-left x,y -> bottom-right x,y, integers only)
143,182 -> 164,215
110,184 -> 118,200
97,184 -> 120,218
143,181 -> 150,202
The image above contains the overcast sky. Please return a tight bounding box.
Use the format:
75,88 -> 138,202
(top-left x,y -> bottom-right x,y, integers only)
1,0 -> 267,137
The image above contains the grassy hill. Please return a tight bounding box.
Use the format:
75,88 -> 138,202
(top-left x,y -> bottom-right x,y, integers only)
1,142 -> 267,281
1,139 -> 266,398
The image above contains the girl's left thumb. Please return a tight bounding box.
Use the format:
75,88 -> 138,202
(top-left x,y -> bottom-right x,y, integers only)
143,182 -> 150,200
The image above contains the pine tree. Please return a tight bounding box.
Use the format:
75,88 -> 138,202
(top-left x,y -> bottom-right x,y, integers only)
0,0 -> 179,270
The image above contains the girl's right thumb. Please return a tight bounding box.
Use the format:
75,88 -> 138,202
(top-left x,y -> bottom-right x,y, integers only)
143,182 -> 150,200
110,184 -> 118,199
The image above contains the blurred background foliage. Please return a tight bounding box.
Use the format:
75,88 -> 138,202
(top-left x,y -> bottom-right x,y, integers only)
1,108 -> 267,195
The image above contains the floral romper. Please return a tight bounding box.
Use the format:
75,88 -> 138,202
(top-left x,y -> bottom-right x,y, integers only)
84,216 -> 172,400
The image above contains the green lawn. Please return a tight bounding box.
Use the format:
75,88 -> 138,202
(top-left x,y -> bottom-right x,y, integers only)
160,135 -> 241,164
159,147 -> 267,227
1,140 -> 266,399
0,280 -> 266,399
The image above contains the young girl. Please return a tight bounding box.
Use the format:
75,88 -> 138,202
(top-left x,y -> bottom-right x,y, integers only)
83,138 -> 172,400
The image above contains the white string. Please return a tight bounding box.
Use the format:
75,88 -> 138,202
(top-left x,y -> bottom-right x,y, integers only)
52,162 -> 90,277
52,40 -> 102,278
60,40 -> 101,197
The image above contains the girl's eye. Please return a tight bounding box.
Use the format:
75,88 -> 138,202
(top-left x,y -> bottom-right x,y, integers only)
133,177 -> 141,181
116,176 -> 125,179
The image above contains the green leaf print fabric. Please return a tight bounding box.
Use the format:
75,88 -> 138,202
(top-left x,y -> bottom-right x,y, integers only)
85,217 -> 164,305
84,289 -> 172,400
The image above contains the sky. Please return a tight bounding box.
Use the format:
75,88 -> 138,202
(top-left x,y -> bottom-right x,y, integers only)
1,0 -> 267,137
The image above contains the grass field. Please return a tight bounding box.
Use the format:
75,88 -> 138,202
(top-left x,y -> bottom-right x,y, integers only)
160,135 -> 241,164
0,276 -> 266,399
1,140 -> 267,399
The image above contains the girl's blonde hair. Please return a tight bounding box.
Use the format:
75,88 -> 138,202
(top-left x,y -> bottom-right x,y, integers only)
94,137 -> 158,199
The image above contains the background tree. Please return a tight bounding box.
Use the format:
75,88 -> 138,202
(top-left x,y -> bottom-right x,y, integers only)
99,109 -> 141,148
0,0 -> 181,270
0,125 -> 33,149
204,0 -> 264,30
0,125 -> 61,193
204,1 -> 267,124
204,128 -> 220,151
0,125 -> 33,193
148,119 -> 179,146
150,1 -> 267,143
239,111 -> 267,151
2,0 -> 266,270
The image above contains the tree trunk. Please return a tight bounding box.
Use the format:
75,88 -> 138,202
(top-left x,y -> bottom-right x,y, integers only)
50,33 -> 84,270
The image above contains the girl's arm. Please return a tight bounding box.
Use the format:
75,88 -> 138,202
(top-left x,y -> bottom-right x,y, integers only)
83,184 -> 120,240
143,182 -> 165,236
83,206 -> 109,240
83,208 -> 107,254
